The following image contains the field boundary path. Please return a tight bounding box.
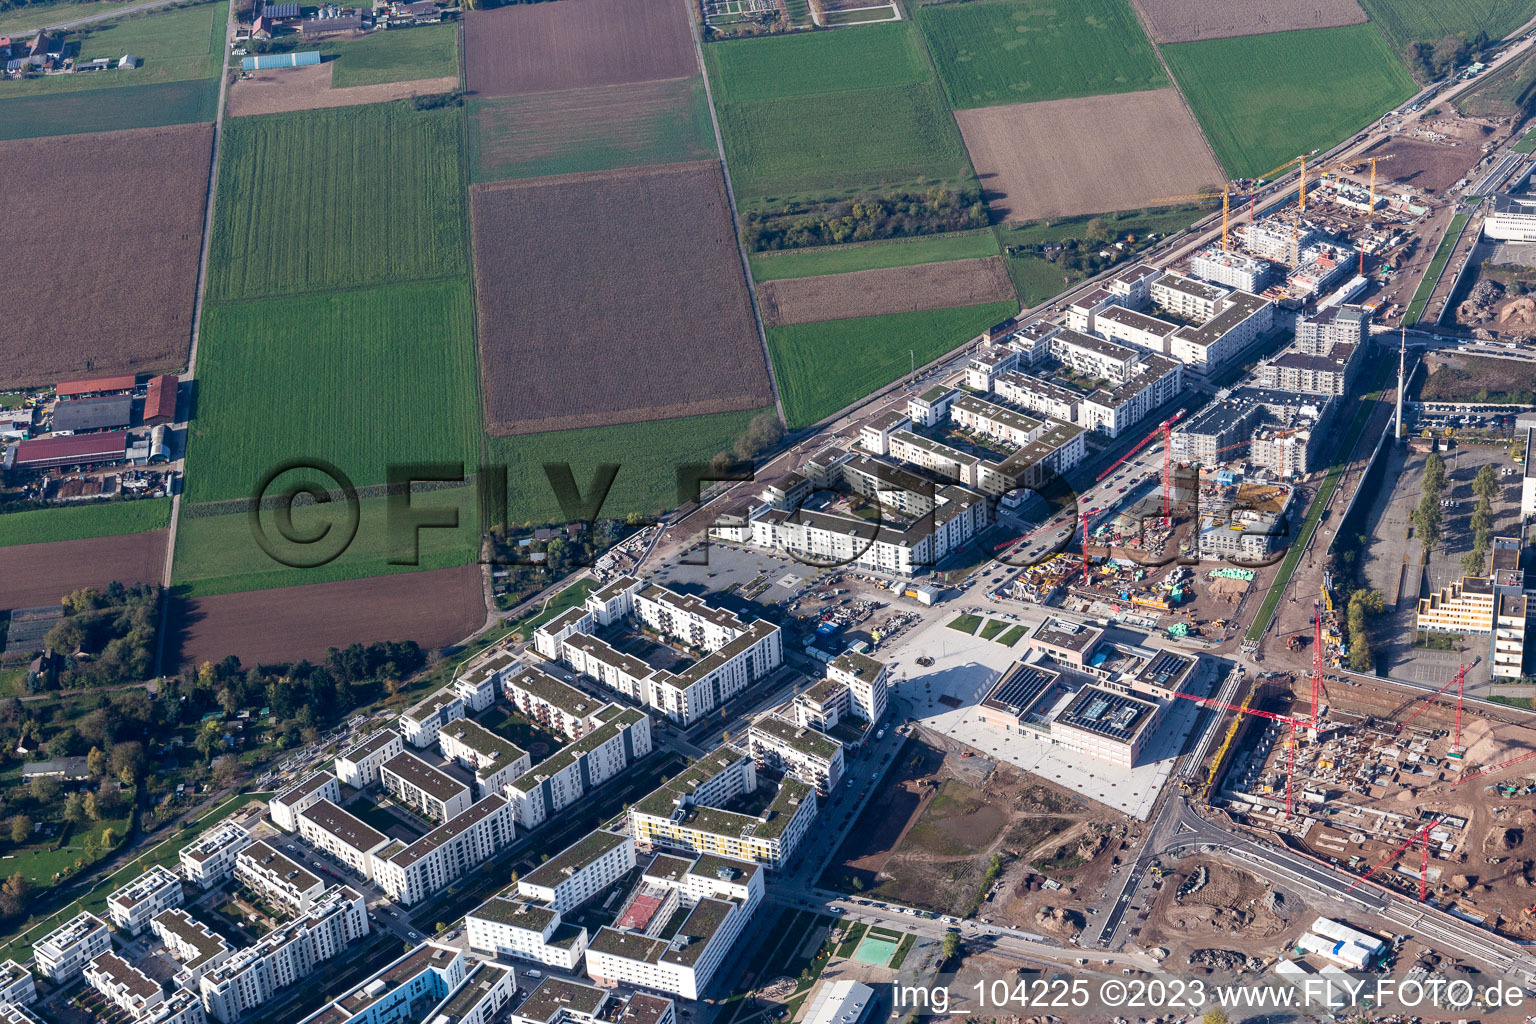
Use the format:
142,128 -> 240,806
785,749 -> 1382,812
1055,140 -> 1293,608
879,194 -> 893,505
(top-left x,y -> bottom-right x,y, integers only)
1124,0 -> 1227,176
684,0 -> 787,430
153,0 -> 234,679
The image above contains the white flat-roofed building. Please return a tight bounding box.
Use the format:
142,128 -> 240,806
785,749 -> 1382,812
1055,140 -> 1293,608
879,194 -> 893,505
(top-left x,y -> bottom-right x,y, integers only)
1151,272 -> 1227,322
235,841 -> 324,914
293,942 -> 465,1024
141,990 -> 206,1024
429,961 -> 517,1024
1050,686 -> 1159,768
747,716 -> 844,792
270,772 -> 340,833
518,829 -> 635,914
85,951 -> 164,1018
454,645 -> 516,713
179,821 -> 252,889
1191,246 -> 1270,292
294,800 -> 390,880
826,651 -> 887,724
199,886 -> 367,1024
107,865 -> 183,935
440,719 -> 530,798
380,751 -> 472,822
151,909 -> 232,988
371,795 -> 514,905
1485,193 -> 1536,241
505,705 -> 652,830
0,1003 -> 44,1024
335,729 -> 403,789
0,961 -> 35,1006
34,911 -> 110,983
504,665 -> 606,741
1168,290 -> 1273,374
465,898 -> 588,971
399,688 -> 466,749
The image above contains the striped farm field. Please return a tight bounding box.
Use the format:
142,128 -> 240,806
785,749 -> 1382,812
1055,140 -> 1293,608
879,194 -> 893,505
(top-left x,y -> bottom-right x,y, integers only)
1357,0 -> 1535,51
0,499 -> 171,549
208,102 -> 467,301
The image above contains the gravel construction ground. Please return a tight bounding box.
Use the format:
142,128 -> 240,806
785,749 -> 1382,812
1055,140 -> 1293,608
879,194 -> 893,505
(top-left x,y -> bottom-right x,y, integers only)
756,256 -> 1015,326
464,0 -> 696,97
167,564 -> 484,667
1131,0 -> 1366,43
0,532 -> 169,612
472,161 -> 771,435
227,62 -> 459,117
1366,136 -> 1487,193
956,89 -> 1222,222
0,124 -> 211,388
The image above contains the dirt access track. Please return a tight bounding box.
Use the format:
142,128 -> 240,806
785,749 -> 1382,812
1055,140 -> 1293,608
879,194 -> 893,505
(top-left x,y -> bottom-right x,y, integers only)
0,124 -> 211,390
1367,136 -> 1488,194
1131,0 -> 1366,44
167,564 -> 484,668
756,257 -> 1016,327
472,160 -> 772,435
0,532 -> 169,612
956,90 -> 1223,223
227,61 -> 459,117
464,0 -> 696,97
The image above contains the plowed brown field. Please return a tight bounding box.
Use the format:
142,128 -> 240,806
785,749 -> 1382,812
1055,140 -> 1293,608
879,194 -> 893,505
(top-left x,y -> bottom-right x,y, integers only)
227,62 -> 460,117
464,0 -> 696,97
1132,0 -> 1365,43
0,532 -> 168,611
472,161 -> 772,435
757,257 -> 1016,326
167,564 -> 484,668
0,124 -> 211,389
956,90 -> 1223,222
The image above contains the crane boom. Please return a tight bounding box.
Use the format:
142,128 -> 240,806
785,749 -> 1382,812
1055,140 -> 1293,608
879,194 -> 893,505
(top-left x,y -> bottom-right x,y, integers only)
1395,663 -> 1467,736
1454,748 -> 1536,787
1346,820 -> 1438,894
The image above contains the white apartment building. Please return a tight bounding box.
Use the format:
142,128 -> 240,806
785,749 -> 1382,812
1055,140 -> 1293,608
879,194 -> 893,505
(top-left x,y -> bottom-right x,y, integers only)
585,854 -> 762,1000
234,841 -> 325,914
179,821 -> 252,889
827,651 -> 887,724
508,979 -> 674,1024
151,909 -> 232,988
505,705 -> 652,829
199,886 -> 367,1024
536,577 -> 783,726
0,961 -> 35,1007
270,771 -> 340,833
1151,272 -> 1227,322
454,644 -> 516,712
34,912 -> 110,983
1167,291 -> 1273,373
518,829 -> 635,914
293,943 -> 467,1024
380,751 -> 472,822
334,728 -> 403,789
504,665 -> 607,740
426,961 -> 518,1024
1238,220 -> 1317,263
465,898 -> 588,971
294,800 -> 390,880
107,865 -> 183,936
440,719 -> 531,798
629,748 -> 817,871
1190,246 -> 1271,292
85,951 -> 164,1018
399,688 -> 467,749
746,716 -> 844,792
141,991 -> 207,1024
371,795 -> 514,905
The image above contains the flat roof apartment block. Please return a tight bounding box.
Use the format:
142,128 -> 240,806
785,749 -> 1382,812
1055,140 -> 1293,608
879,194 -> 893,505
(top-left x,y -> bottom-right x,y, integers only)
180,820 -> 253,889
520,828 -> 635,914
34,912 -> 110,983
272,771 -> 341,832
336,728 -> 404,789
381,751 -> 473,822
236,840 -> 325,913
106,864 -> 183,935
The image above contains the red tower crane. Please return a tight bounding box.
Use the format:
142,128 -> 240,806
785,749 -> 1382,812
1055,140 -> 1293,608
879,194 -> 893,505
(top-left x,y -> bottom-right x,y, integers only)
1394,664 -> 1468,743
1346,820 -> 1439,902
1453,748 -> 1536,787
1174,690 -> 1307,817
1095,410 -> 1184,523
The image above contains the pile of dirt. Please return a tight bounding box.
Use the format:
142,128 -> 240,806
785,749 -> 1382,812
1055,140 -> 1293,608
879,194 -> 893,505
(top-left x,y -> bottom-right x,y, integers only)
1503,829 -> 1524,851
1458,278 -> 1504,323
1188,949 -> 1263,971
1498,296 -> 1536,326
1034,906 -> 1085,936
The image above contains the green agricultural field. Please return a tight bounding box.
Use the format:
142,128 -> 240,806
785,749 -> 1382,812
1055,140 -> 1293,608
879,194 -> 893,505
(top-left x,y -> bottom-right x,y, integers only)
705,22 -> 973,204
470,77 -> 715,184
1004,255 -> 1087,307
0,498 -> 170,548
327,22 -> 458,87
171,488 -> 479,595
749,229 -> 998,281
485,407 -> 772,525
0,76 -> 217,139
768,301 -> 1016,427
915,0 -> 1164,108
1164,26 -> 1416,178
187,279 -> 480,504
0,0 -> 129,35
1357,0 -> 1534,51
208,102 -> 466,301
0,0 -> 226,98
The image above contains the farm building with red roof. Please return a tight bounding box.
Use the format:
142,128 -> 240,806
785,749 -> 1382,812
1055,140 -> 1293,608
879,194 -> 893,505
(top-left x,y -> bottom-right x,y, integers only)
9,431 -> 128,470
56,375 -> 136,399
142,376 -> 178,426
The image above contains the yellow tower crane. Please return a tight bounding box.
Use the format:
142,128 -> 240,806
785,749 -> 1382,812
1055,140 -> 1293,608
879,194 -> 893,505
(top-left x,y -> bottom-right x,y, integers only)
1310,154 -> 1396,224
1149,185 -> 1243,250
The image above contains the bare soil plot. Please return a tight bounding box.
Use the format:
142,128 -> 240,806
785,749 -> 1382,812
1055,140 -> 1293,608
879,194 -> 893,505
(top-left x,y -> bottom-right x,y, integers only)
956,90 -> 1222,223
0,124 -> 211,389
756,256 -> 1015,326
227,61 -> 459,117
464,0 -> 696,97
0,532 -> 168,611
1132,0 -> 1365,43
1366,137 -> 1485,193
167,564 -> 483,668
471,161 -> 772,435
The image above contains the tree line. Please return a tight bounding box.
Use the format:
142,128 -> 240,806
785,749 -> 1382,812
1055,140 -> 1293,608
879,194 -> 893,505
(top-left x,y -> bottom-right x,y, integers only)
742,185 -> 987,252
